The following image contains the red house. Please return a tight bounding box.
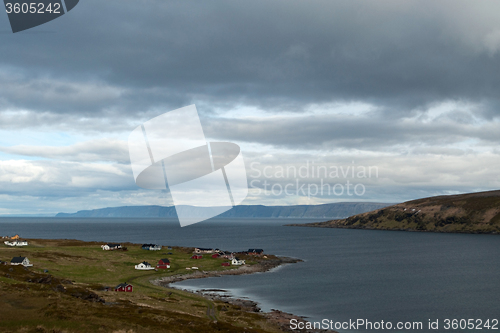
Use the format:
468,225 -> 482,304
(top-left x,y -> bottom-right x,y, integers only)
221,262 -> 230,266
156,258 -> 170,269
191,254 -> 202,259
115,283 -> 133,292
211,253 -> 219,258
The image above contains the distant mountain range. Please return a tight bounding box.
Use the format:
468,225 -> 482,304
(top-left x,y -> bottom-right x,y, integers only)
290,190 -> 500,234
55,202 -> 392,219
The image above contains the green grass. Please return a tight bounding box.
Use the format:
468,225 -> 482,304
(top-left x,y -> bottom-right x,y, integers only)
1,240 -> 247,293
0,239 -> 284,333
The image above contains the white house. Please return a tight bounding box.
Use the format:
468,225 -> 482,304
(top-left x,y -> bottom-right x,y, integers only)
10,256 -> 32,267
194,247 -> 214,254
101,243 -> 122,251
141,243 -> 162,251
231,258 -> 245,266
134,261 -> 155,270
4,240 -> 28,247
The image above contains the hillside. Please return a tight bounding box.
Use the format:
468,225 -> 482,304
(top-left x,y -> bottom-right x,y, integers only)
56,202 -> 392,219
291,190 -> 500,234
0,239 -> 299,332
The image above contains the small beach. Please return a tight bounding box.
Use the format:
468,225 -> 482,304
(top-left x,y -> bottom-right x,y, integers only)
150,256 -> 329,332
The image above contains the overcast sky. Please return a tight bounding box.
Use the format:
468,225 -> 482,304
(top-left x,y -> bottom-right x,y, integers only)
1,0 -> 500,215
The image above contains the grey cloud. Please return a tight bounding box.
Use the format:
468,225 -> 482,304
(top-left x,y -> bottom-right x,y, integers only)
0,110 -> 137,133
204,111 -> 500,151
0,160 -> 135,197
0,139 -> 130,163
242,149 -> 500,206
1,0 -> 500,120
2,0 -> 500,214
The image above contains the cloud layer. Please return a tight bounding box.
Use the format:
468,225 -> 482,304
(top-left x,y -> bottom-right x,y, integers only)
0,0 -> 499,214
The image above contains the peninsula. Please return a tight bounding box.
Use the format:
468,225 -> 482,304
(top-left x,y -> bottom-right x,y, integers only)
289,190 -> 500,234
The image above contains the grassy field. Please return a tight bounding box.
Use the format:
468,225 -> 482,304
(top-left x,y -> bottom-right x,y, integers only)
0,239 -> 286,333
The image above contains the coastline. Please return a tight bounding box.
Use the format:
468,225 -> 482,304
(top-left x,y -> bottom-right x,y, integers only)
150,256 -> 301,285
151,256 -> 335,333
0,237 -> 334,332
286,222 -> 500,234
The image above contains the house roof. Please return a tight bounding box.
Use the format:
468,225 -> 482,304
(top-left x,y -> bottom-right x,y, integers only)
140,261 -> 151,266
248,249 -> 264,253
196,247 -> 213,251
159,259 -> 170,263
107,243 -> 121,247
116,283 -> 132,289
11,256 -> 26,263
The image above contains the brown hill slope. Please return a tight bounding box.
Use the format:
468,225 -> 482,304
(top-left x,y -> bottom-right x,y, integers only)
292,190 -> 500,234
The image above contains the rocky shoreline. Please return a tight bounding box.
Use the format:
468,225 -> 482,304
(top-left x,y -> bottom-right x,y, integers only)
151,256 -> 301,285
151,256 -> 335,333
287,221 -> 500,234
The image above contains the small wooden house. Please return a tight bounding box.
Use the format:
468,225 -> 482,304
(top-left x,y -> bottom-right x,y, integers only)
10,256 -> 32,267
141,243 -> 162,251
221,262 -> 230,266
191,254 -> 202,259
134,261 -> 154,270
115,283 -> 133,292
4,240 -> 28,247
220,251 -> 235,259
231,258 -> 245,266
101,243 -> 122,251
211,253 -> 219,258
156,259 -> 170,269
248,249 -> 264,255
194,247 -> 213,254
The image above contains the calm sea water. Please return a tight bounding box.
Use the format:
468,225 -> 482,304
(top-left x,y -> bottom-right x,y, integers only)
1,217 -> 498,332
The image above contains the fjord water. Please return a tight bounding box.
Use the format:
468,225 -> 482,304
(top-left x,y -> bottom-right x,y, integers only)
1,217 -> 498,332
